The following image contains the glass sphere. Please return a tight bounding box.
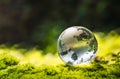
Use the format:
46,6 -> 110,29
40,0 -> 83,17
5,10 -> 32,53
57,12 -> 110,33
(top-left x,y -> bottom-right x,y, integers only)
57,26 -> 98,65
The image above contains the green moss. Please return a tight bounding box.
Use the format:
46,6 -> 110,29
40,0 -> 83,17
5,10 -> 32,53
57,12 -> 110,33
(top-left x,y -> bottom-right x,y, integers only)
0,54 -> 120,79
0,54 -> 19,70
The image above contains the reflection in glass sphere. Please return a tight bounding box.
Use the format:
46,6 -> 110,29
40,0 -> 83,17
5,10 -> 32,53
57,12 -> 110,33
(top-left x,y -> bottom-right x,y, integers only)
57,26 -> 98,65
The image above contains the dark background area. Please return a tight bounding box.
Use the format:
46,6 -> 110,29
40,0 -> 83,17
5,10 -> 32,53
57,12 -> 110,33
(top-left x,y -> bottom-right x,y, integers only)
0,0 -> 120,50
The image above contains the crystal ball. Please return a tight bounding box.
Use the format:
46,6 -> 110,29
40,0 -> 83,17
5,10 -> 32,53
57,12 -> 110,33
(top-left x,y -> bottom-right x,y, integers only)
57,26 -> 98,65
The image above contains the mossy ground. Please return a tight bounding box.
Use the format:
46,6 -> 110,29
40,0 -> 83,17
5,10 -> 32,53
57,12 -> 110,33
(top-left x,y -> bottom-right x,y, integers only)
0,53 -> 120,79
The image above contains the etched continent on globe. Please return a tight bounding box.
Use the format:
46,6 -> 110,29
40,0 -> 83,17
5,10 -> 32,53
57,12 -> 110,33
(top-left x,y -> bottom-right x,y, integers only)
57,26 -> 98,65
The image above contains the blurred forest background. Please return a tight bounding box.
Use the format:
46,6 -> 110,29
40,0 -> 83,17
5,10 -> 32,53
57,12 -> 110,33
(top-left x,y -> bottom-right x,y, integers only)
0,0 -> 120,55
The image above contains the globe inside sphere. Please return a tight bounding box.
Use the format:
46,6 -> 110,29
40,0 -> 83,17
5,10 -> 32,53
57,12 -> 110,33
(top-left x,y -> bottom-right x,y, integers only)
57,26 -> 98,65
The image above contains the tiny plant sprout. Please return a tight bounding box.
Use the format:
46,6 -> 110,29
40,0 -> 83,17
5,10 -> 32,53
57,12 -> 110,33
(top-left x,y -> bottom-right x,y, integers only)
57,26 -> 98,66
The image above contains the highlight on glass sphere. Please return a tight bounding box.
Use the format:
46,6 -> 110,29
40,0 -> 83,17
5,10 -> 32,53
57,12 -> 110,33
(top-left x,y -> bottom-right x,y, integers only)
57,26 -> 98,65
